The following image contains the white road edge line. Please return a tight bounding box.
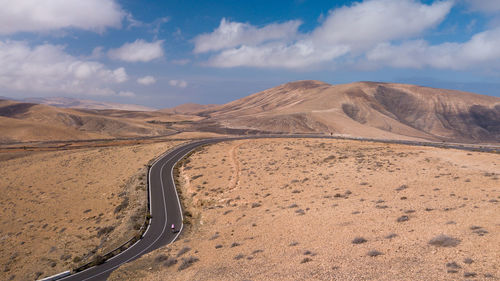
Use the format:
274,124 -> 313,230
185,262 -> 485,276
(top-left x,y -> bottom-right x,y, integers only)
79,147 -> 189,281
59,145 -> 192,281
169,141 -> 208,243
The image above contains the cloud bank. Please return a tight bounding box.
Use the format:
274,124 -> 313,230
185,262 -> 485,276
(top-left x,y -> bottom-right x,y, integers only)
192,0 -> 500,71
193,18 -> 302,53
137,76 -> 157,85
169,80 -> 187,88
0,40 -> 128,96
0,0 -> 125,34
365,28 -> 500,69
108,39 -> 164,62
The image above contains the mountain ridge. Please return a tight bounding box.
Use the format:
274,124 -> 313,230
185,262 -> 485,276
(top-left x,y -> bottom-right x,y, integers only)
159,103 -> 218,115
1,81 -> 498,144
22,97 -> 156,111
0,99 -> 175,143
201,80 -> 500,143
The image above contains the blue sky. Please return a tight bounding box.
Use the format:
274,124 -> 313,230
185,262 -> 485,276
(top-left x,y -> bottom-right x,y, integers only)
0,0 -> 499,108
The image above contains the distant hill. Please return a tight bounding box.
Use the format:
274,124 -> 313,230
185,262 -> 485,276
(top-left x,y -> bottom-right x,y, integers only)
0,99 -> 177,143
159,103 -> 218,115
2,82 -> 499,143
201,80 -> 500,143
23,97 -> 156,111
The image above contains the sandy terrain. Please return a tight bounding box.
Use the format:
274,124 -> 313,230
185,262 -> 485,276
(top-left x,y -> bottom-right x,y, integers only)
0,99 -> 203,143
110,138 -> 499,281
0,141 -> 183,281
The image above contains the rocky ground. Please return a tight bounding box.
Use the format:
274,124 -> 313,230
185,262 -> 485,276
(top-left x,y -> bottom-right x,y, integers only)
0,141 -> 182,281
110,138 -> 499,281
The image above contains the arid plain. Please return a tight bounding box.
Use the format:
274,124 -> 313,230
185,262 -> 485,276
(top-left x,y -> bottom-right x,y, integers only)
109,138 -> 500,280
0,140 -> 185,280
1,80 -> 499,280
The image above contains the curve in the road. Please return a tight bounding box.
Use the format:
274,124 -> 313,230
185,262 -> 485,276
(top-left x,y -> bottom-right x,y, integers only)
54,135 -> 498,281
59,139 -> 219,281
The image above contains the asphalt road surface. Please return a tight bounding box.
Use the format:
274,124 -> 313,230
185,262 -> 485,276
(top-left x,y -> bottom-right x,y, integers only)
54,135 -> 498,281
59,139 -> 220,281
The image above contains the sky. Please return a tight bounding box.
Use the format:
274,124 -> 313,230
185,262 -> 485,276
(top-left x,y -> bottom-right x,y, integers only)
0,0 -> 499,108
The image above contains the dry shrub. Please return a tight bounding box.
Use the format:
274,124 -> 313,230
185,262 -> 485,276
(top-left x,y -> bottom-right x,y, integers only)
428,235 -> 460,247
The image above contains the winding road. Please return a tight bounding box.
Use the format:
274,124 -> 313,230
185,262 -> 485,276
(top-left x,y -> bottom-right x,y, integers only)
52,135 -> 498,281
59,138 -> 221,281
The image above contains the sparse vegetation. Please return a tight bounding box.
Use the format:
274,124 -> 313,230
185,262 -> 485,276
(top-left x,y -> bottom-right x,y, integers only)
0,141 -> 180,279
446,262 -> 461,269
114,197 -> 129,214
154,254 -> 169,263
352,237 -> 367,244
301,257 -> 312,263
385,233 -> 397,239
178,256 -> 199,271
96,226 -> 115,238
396,215 -> 409,222
163,257 -> 178,267
428,235 -> 460,247
251,249 -> 263,255
100,138 -> 499,281
470,226 -> 488,236
395,184 -> 408,191
367,250 -> 383,257
176,247 -> 191,257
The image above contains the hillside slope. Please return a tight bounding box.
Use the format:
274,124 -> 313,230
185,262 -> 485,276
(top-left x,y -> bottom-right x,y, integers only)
159,103 -> 218,115
0,99 -> 174,143
23,97 -> 156,111
202,81 -> 500,142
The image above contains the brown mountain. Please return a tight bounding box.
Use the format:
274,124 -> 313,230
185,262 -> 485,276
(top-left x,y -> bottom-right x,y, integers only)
0,99 -> 177,143
159,103 -> 218,115
201,80 -> 500,143
23,97 -> 156,111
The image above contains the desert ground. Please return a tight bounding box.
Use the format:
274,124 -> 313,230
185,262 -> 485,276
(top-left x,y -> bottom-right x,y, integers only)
109,138 -> 500,281
1,80 -> 499,281
0,98 -> 204,143
0,140 -> 186,281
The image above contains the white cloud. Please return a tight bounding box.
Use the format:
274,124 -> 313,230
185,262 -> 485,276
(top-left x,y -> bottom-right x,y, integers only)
112,68 -> 128,83
365,28 -> 500,69
89,46 -> 105,59
108,39 -> 164,62
0,40 -> 128,96
197,0 -> 453,69
0,0 -> 125,35
169,80 -> 188,88
310,0 -> 453,52
208,41 -> 350,69
118,91 -> 136,97
137,75 -> 156,85
193,18 -> 302,53
126,13 -> 143,28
